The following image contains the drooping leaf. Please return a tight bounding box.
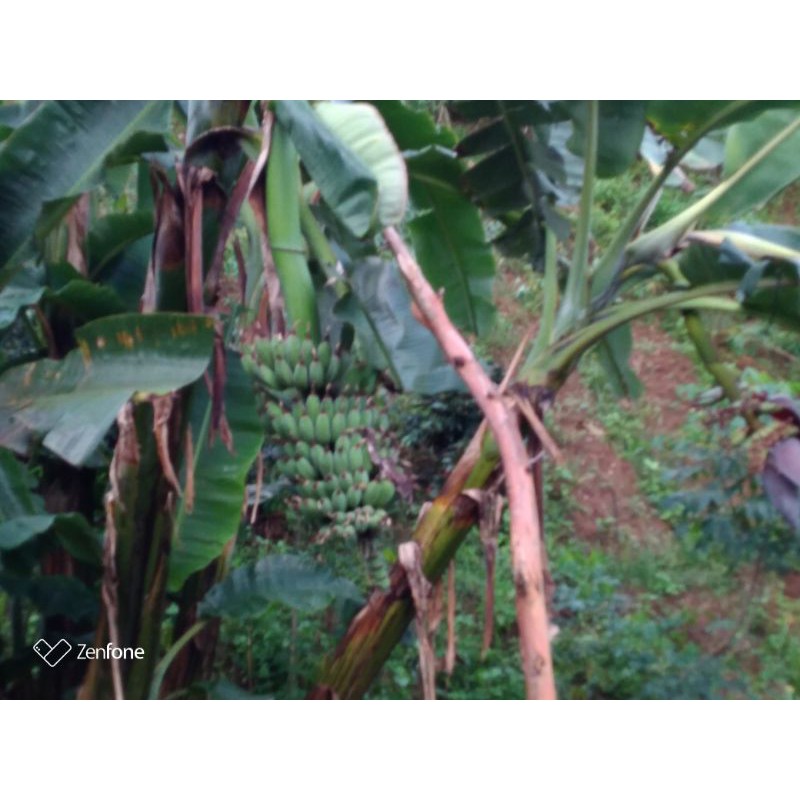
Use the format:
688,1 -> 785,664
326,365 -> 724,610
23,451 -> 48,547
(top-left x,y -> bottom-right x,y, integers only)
274,101 -> 378,237
198,554 -> 362,618
453,101 -> 570,267
563,101 -> 646,178
315,102 -> 408,227
452,100 -> 567,148
594,323 -> 643,398
679,224 -> 800,328
681,224 -> 800,286
0,101 -> 171,283
406,147 -> 496,334
44,263 -> 128,321
695,224 -> 800,256
334,257 -> 464,394
0,313 -> 215,465
168,351 -> 264,591
371,101 -> 456,151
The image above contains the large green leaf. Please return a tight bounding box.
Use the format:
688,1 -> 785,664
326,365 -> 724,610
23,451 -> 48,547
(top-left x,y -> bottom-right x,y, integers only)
0,313 -> 215,465
564,101 -> 646,178
168,351 -> 264,591
334,257 -> 464,394
454,101 -> 569,267
87,212 -> 154,276
406,147 -> 496,335
88,214 -> 153,310
0,101 -> 40,142
645,101 -> 800,145
371,101 -> 456,151
0,515 -> 55,550
198,554 -> 361,618
0,101 -> 171,283
713,109 -> 800,219
274,101 -> 378,237
0,269 -> 44,331
0,449 -> 98,557
315,102 -> 408,227
625,115 -> 800,268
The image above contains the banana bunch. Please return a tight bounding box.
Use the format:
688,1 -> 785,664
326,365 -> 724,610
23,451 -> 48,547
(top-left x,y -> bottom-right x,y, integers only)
242,333 -> 379,401
242,332 -> 404,542
317,507 -> 390,542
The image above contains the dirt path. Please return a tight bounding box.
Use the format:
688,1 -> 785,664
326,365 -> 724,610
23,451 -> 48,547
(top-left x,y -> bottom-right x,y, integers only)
551,321 -> 696,547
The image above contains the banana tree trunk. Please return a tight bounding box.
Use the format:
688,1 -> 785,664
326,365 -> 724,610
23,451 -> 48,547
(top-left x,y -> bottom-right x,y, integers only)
312,228 -> 557,699
310,428 -> 496,698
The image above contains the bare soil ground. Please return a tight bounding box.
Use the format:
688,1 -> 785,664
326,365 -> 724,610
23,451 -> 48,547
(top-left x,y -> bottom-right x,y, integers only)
551,321 -> 695,548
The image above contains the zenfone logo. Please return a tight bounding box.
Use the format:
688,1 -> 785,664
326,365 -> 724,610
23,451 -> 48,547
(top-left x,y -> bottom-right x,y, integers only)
32,639 -> 145,666
32,638 -> 73,667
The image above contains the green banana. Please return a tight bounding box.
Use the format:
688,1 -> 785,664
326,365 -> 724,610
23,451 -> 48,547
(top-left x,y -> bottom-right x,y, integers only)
283,334 -> 302,368
315,413 -> 332,445
295,457 -> 316,481
306,393 -> 321,419
332,491 -> 348,514
274,358 -> 294,389
254,339 -> 275,368
280,412 -> 298,440
346,485 -> 362,509
309,444 -> 327,474
331,412 -> 347,441
257,363 -> 279,390
297,415 -> 315,444
308,358 -> 325,391
325,353 -> 342,385
317,340 -> 332,371
292,361 -> 309,392
300,337 -> 315,365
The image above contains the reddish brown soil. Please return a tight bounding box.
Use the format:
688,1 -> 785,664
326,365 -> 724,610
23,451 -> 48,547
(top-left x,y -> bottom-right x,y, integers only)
551,321 -> 695,547
546,317 -> 800,657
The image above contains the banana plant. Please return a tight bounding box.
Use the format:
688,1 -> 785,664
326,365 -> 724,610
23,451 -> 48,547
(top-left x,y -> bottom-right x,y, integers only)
308,100 -> 800,699
0,101 -> 267,698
